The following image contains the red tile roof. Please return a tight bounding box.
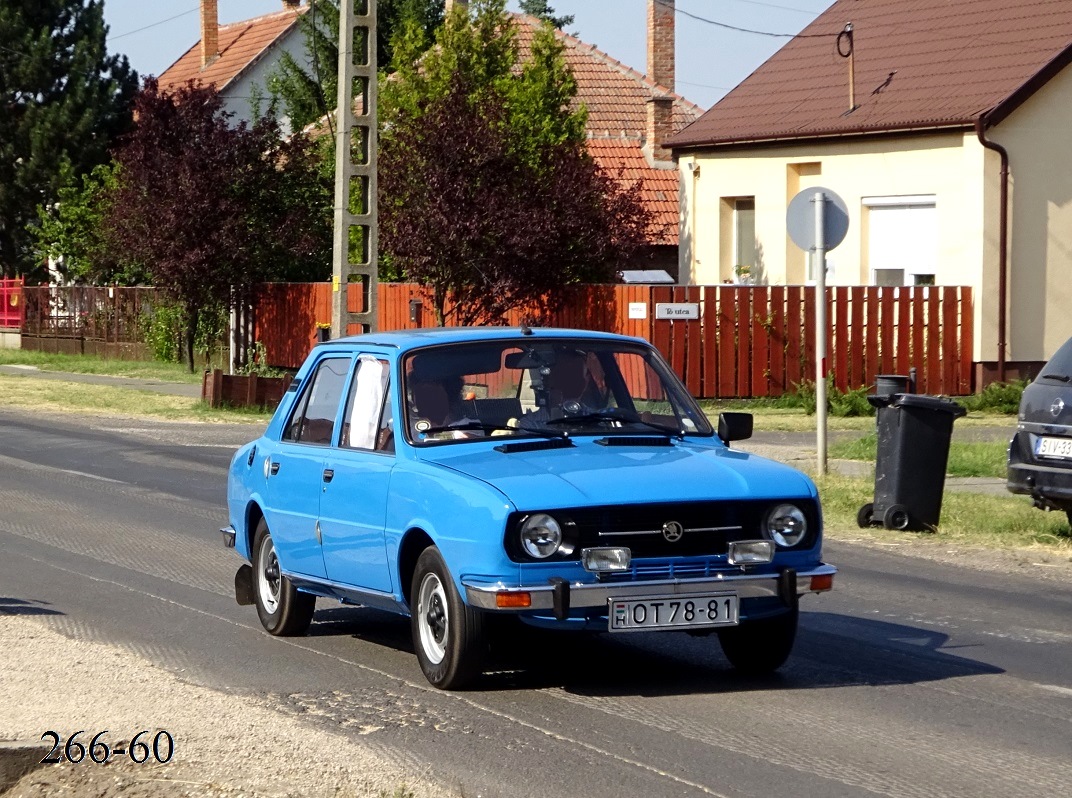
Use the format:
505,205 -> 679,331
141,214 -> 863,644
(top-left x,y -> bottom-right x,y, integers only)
669,0 -> 1072,149
514,15 -> 702,246
586,140 -> 679,245
514,15 -> 702,139
158,6 -> 305,92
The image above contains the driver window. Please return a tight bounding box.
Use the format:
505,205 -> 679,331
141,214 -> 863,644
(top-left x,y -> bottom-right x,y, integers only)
342,356 -> 391,451
282,357 -> 350,445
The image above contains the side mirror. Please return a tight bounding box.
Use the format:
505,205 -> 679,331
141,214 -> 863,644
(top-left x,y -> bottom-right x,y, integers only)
717,412 -> 753,446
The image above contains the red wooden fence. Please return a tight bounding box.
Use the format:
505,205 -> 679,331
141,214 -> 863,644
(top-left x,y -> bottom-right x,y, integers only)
253,282 -> 974,397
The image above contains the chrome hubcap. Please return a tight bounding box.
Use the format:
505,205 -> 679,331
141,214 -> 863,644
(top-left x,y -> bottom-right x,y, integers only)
258,537 -> 281,614
417,572 -> 448,665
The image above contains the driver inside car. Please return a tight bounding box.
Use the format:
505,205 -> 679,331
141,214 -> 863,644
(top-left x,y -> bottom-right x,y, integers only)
520,349 -> 606,427
409,374 -> 477,439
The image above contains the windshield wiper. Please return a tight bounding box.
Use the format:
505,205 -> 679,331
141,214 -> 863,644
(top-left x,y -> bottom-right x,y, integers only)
1041,373 -> 1072,382
542,411 -> 685,439
420,421 -> 568,439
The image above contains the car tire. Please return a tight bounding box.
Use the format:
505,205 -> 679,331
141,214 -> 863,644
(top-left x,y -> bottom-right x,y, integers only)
882,504 -> 911,531
856,502 -> 875,528
411,547 -> 485,690
717,607 -> 798,675
252,518 -> 315,636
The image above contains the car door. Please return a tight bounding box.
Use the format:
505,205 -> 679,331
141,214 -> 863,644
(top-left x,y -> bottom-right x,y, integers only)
264,354 -> 352,579
318,354 -> 395,592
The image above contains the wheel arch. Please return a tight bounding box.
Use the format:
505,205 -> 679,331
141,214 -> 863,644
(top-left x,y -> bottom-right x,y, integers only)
244,501 -> 266,558
398,527 -> 434,609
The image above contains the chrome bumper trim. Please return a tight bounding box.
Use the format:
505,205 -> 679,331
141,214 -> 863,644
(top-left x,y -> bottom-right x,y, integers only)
220,526 -> 236,548
463,564 -> 836,611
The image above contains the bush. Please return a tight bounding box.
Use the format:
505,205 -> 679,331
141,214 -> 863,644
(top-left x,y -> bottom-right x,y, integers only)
794,378 -> 875,417
958,380 -> 1025,415
141,301 -> 228,367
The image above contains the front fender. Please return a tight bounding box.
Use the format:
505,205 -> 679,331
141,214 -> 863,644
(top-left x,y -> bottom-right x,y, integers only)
387,462 -> 519,602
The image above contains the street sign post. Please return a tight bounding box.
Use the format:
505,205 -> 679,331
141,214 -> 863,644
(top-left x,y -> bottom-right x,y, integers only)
787,187 -> 849,475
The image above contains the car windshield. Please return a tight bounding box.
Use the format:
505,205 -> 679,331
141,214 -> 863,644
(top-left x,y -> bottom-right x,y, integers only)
402,338 -> 714,445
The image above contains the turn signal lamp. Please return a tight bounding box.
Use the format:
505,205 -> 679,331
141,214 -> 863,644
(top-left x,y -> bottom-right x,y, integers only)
809,574 -> 834,592
496,592 -> 531,608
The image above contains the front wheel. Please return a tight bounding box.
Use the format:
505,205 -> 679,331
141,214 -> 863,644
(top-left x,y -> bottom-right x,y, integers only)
717,608 -> 798,675
411,547 -> 485,689
252,519 -> 314,636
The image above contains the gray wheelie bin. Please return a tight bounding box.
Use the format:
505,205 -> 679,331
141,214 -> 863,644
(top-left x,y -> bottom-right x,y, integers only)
857,393 -> 966,532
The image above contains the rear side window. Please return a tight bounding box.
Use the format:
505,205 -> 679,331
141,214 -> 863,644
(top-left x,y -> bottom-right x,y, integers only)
282,357 -> 350,444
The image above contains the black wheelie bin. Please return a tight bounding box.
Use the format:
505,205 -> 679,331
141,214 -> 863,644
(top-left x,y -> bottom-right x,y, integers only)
857,393 -> 966,532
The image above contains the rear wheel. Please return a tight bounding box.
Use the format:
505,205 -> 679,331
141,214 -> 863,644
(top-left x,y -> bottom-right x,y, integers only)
411,547 -> 485,689
252,519 -> 314,636
717,608 -> 798,675
882,504 -> 911,531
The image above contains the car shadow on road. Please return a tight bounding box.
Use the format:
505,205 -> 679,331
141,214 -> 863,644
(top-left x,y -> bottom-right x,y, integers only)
0,596 -> 63,617
307,605 -> 1003,696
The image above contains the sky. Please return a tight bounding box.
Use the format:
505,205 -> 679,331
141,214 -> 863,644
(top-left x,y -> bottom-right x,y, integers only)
101,0 -> 834,110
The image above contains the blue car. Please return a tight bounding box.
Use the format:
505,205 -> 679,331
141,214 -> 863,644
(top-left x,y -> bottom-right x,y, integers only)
222,327 -> 835,689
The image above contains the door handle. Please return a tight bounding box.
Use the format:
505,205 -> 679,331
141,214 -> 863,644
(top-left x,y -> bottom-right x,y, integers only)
270,461 -> 280,476
322,468 -> 334,483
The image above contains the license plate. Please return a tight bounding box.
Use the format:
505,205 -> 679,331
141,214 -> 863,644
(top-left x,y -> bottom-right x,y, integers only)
608,593 -> 739,632
1036,436 -> 1072,458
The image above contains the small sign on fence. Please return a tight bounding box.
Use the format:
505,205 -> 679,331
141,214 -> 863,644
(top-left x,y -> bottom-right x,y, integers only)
628,302 -> 647,320
655,302 -> 699,320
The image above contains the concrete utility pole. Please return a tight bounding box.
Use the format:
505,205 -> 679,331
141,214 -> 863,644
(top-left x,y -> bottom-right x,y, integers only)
331,0 -> 378,337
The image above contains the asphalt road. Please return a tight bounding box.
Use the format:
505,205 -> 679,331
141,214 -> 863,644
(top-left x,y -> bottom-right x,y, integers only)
1,407 -> 1070,798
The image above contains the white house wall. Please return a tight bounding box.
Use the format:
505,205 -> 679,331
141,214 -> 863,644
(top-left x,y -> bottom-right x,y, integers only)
219,25 -> 307,130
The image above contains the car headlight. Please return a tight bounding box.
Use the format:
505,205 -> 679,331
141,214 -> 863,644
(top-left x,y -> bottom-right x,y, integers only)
765,503 -> 808,547
519,513 -> 563,559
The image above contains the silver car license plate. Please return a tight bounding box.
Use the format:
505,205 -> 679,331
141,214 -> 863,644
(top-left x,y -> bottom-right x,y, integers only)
1036,436 -> 1072,458
608,593 -> 739,632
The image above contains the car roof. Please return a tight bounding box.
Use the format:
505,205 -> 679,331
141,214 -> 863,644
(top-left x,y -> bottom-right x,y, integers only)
314,327 -> 647,354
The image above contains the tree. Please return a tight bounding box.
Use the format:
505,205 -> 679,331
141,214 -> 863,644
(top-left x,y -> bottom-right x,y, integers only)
379,1 -> 648,326
519,0 -> 574,29
268,0 -> 443,132
32,161 -> 148,284
0,0 -> 138,277
104,79 -> 332,371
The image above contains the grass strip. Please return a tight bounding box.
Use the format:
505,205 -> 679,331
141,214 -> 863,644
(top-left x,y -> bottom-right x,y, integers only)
0,349 -> 206,383
829,433 -> 1009,478
815,473 -> 1072,555
0,375 -> 269,424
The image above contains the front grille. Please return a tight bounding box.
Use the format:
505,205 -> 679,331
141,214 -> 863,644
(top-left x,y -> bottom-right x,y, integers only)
505,500 -> 819,562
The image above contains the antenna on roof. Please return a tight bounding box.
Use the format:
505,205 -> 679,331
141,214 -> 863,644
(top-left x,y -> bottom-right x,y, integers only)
837,23 -> 857,114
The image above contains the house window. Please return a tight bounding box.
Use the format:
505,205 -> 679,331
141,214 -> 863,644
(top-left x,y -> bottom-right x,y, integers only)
734,198 -> 756,283
864,196 -> 937,286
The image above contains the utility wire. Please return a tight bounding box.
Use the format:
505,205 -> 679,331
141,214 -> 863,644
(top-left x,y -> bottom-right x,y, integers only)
656,0 -> 834,39
111,6 -> 199,41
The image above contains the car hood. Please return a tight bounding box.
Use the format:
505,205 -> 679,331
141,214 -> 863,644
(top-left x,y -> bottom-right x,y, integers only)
419,438 -> 816,510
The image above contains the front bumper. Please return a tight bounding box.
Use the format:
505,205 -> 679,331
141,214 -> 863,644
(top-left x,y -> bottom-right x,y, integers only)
463,563 -> 836,617
220,525 -> 236,548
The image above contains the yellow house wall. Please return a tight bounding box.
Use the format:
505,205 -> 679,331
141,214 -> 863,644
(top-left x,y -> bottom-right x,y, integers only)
678,134 -> 990,361
986,66 -> 1072,363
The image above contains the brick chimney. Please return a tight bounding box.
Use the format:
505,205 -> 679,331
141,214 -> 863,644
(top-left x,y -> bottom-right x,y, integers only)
282,1 -> 301,7
646,94 -> 674,163
200,0 -> 219,69
647,0 -> 675,91
646,1 -> 676,163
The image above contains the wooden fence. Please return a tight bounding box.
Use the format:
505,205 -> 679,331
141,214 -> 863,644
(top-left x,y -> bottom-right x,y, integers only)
14,282 -> 974,397
253,282 -> 974,397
